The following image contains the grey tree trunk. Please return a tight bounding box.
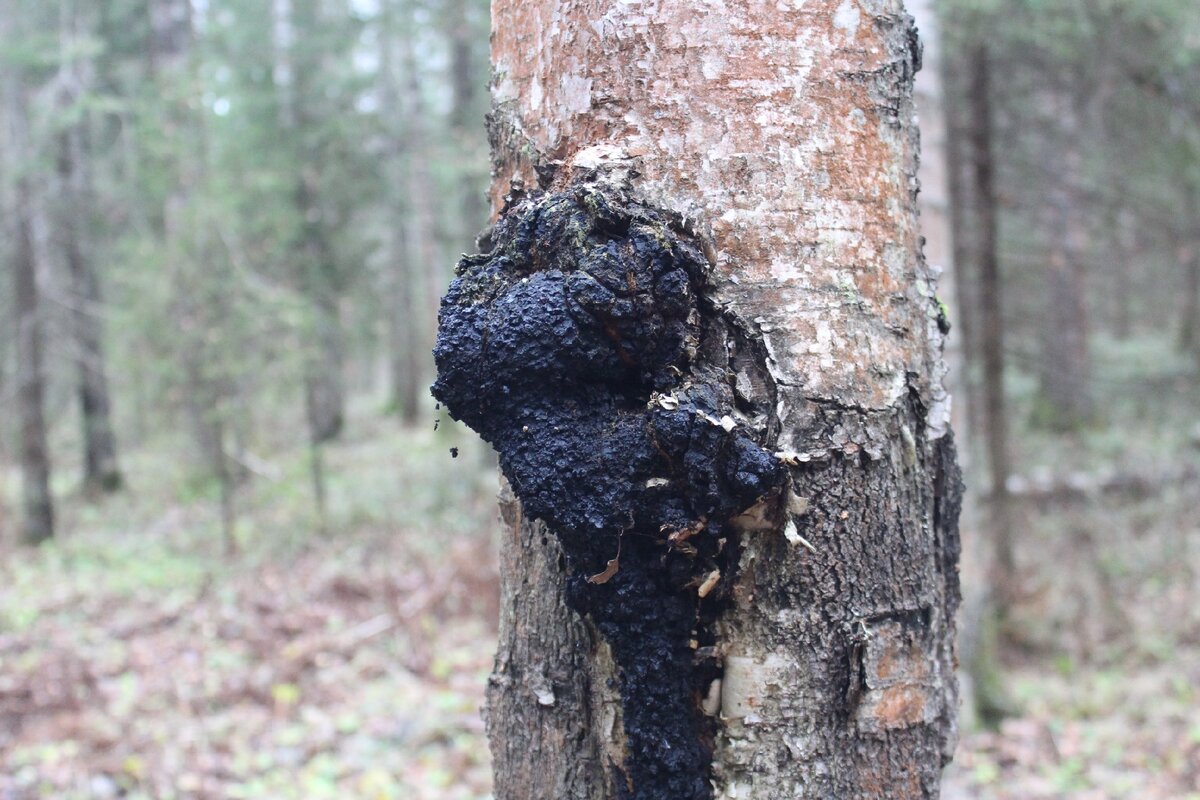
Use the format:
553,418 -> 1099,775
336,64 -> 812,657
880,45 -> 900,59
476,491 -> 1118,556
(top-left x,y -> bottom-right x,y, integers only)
54,5 -> 122,494
1179,188 -> 1200,355
151,0 -> 239,552
300,234 -> 347,444
399,6 -> 443,390
380,0 -> 437,425
472,2 -> 963,798
1034,96 -> 1094,431
2,28 -> 56,544
275,0 -> 346,444
967,43 -> 1016,606
444,0 -> 487,251
1109,207 -> 1134,340
1182,246 -> 1200,355
913,0 -> 998,733
11,176 -> 54,546
57,126 -> 122,494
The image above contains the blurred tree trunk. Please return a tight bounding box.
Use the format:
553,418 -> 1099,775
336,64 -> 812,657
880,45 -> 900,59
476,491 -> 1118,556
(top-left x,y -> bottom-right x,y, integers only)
385,219 -> 424,424
2,22 -> 56,544
379,0 -> 428,425
1182,248 -> 1200,355
1179,188 -> 1200,354
55,1 -> 122,495
399,2 -> 443,398
278,0 -> 345,444
299,181 -> 347,444
147,0 -> 191,79
1110,207 -> 1134,340
920,0 -> 1009,731
942,62 -> 980,452
967,44 -> 1016,610
149,0 -> 214,473
483,3 -> 961,797
152,0 -> 238,552
11,174 -> 55,546
1035,97 -> 1094,430
443,0 -> 486,250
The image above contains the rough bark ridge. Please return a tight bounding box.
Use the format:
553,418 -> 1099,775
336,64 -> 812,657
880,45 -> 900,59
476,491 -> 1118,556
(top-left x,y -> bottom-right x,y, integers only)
474,1 -> 962,797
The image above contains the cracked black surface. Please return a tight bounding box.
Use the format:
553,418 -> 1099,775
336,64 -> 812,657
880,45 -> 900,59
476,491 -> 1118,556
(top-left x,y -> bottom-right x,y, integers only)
432,183 -> 784,800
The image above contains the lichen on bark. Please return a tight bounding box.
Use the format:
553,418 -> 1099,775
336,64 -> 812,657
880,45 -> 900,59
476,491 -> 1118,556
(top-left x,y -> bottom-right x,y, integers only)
433,170 -> 785,799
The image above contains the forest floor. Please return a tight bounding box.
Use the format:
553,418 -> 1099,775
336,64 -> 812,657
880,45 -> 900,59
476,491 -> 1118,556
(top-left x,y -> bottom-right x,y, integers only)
2,402 -> 1199,799
0,416 -> 501,800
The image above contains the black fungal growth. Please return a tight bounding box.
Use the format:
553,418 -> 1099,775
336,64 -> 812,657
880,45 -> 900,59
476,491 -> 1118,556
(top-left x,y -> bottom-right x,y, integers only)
433,182 -> 784,800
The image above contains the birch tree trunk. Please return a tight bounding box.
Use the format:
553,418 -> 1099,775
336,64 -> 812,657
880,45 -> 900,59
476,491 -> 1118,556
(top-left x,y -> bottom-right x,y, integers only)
473,2 -> 962,797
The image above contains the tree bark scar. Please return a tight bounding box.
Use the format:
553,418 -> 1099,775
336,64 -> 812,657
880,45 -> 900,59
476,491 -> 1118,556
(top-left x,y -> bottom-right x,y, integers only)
433,173 -> 786,800
851,608 -> 943,735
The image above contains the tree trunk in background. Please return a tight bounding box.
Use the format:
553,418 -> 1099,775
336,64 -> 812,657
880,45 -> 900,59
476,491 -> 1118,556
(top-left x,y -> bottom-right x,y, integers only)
151,0 -> 239,550
379,0 -> 424,424
2,32 -> 56,543
444,0 -> 487,251
147,0 -> 191,79
280,0 -> 346,444
270,0 -> 343,445
149,0 -> 212,473
1182,246 -> 1200,355
1110,207 -> 1134,340
300,206 -> 347,444
1179,189 -> 1200,355
1035,97 -> 1093,431
914,0 -> 996,733
400,2 -> 443,389
386,219 -> 424,424
966,45 -> 1015,607
483,3 -> 961,797
11,177 -> 54,546
56,3 -> 123,494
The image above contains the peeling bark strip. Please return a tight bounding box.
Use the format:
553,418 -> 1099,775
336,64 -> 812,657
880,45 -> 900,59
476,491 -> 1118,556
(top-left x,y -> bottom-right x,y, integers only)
462,1 -> 962,798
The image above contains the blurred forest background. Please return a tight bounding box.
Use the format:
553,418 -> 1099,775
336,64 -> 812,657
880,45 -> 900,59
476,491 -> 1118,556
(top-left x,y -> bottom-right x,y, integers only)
0,0 -> 1198,798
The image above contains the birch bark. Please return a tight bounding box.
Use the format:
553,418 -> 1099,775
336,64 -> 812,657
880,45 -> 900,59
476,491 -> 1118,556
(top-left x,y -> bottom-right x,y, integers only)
482,2 -> 961,797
